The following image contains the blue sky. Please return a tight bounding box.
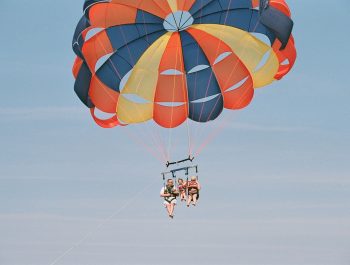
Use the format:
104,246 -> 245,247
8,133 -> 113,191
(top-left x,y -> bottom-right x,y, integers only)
0,1 -> 350,265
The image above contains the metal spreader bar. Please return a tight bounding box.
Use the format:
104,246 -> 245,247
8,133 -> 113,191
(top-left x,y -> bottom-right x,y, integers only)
161,165 -> 198,179
166,155 -> 194,168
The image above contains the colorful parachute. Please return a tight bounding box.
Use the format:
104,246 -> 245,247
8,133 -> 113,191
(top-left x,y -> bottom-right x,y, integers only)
72,0 -> 296,129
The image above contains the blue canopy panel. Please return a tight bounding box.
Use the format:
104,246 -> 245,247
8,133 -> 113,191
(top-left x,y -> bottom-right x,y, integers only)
218,0 -> 252,9
106,24 -> 165,63
96,30 -> 165,92
113,30 -> 165,66
220,9 -> 252,30
189,0 -> 219,16
186,68 -> 220,101
72,16 -> 91,58
192,1 -> 222,18
259,0 -> 270,14
190,0 -> 252,17
95,54 -> 131,93
189,95 -> 224,122
136,10 -> 164,24
135,10 -> 164,40
72,10 -> 164,61
180,31 -> 210,73
180,31 -> 223,122
74,61 -> 94,108
249,12 -> 276,43
106,25 -> 141,50
194,11 -> 221,24
193,9 -> 276,44
259,6 -> 294,49
135,24 -> 166,44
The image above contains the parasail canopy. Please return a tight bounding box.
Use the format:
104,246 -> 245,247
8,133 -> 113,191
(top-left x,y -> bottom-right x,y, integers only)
72,0 -> 296,129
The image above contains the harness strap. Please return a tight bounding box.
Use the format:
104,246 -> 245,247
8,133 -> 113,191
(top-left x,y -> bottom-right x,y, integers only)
164,196 -> 176,203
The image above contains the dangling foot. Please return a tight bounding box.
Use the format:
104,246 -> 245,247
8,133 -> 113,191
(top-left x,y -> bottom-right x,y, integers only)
169,214 -> 174,219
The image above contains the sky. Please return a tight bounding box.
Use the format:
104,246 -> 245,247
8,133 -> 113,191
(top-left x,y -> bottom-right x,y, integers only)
0,1 -> 350,265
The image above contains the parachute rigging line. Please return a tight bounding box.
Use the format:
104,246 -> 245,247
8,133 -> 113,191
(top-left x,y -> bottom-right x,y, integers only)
48,180 -> 156,265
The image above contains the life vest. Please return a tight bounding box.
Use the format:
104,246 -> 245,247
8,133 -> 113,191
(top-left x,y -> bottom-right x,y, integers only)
178,184 -> 186,192
187,180 -> 199,195
187,180 -> 198,189
164,186 -> 177,203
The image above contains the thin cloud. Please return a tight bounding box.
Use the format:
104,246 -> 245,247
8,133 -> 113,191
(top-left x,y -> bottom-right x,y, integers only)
0,107 -> 85,121
228,122 -> 309,133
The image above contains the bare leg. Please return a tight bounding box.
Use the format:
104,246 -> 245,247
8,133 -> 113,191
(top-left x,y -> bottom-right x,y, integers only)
166,204 -> 171,216
187,195 -> 192,207
169,204 -> 175,218
192,194 -> 198,205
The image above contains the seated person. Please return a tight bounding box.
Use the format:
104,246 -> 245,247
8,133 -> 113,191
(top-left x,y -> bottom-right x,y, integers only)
177,178 -> 187,202
186,176 -> 201,207
160,179 -> 179,218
